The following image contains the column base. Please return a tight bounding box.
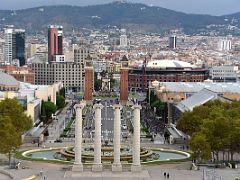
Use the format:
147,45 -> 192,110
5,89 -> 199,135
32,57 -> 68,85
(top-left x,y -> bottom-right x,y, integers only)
112,163 -> 122,172
72,163 -> 83,172
131,164 -> 142,172
92,163 -> 103,172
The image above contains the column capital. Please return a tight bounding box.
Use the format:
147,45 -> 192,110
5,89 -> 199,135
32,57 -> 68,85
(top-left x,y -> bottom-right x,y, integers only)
93,103 -> 104,110
113,104 -> 122,110
132,104 -> 142,110
74,102 -> 86,110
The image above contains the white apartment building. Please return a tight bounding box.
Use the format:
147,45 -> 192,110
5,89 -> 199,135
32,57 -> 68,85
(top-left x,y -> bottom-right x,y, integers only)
4,28 -> 13,64
73,45 -> 90,63
120,34 -> 128,47
210,65 -> 239,82
30,62 -> 85,92
219,39 -> 232,51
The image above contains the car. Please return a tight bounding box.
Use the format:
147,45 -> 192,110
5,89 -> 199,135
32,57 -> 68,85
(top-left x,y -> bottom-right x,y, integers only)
122,125 -> 127,130
54,139 -> 63,143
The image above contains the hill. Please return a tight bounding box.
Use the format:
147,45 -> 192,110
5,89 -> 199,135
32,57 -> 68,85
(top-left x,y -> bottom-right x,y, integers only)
0,2 -> 236,34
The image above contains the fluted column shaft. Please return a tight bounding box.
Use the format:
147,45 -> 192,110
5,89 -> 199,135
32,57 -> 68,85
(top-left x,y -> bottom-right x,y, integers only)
131,104 -> 142,172
112,104 -> 122,172
92,103 -> 103,172
72,101 -> 85,172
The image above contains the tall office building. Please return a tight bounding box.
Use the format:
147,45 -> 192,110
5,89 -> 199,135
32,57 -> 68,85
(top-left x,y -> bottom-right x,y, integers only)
169,35 -> 177,49
15,29 -> 25,66
4,27 -> 25,66
48,25 -> 63,62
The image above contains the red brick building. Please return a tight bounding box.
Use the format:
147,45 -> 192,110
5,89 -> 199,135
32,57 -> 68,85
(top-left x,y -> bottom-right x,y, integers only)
0,65 -> 35,84
120,55 -> 129,103
129,60 -> 208,91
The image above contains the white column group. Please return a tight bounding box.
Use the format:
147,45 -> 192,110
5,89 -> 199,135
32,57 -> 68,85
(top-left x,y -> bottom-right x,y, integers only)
73,101 -> 142,173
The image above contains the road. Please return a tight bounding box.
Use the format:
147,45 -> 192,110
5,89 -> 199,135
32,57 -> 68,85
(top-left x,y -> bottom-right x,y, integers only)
87,100 -> 129,142
46,102 -> 73,143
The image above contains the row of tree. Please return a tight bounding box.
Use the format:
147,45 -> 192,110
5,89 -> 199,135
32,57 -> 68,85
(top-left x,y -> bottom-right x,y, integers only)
177,100 -> 240,162
0,98 -> 32,163
41,88 -> 66,124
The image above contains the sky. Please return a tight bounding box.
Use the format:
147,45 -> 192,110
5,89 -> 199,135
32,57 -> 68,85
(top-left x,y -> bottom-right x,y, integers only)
0,0 -> 240,16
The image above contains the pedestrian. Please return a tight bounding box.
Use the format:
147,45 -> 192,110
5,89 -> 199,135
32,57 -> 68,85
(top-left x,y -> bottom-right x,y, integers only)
164,172 -> 166,178
43,176 -> 46,180
167,173 -> 169,179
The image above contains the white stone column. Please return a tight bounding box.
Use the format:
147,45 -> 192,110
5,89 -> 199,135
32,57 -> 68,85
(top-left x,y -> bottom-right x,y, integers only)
92,103 -> 103,172
131,104 -> 142,172
112,104 -> 122,172
72,101 -> 86,172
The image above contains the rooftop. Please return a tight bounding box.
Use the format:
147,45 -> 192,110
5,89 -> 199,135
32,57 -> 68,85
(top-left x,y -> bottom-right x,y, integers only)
176,88 -> 220,112
146,60 -> 195,69
0,72 -> 19,86
159,82 -> 240,93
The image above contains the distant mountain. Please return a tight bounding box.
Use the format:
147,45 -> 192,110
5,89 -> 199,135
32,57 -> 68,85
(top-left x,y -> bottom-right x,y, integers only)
0,2 -> 238,34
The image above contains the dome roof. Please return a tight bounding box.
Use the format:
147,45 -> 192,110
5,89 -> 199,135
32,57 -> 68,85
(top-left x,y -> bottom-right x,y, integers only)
0,72 -> 19,86
146,60 -> 195,69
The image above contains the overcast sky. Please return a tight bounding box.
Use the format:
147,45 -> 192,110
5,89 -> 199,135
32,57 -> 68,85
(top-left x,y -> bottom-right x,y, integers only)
0,0 -> 239,16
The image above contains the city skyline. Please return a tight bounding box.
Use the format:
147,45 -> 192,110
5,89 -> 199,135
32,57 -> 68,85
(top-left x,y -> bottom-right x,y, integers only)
0,0 -> 239,16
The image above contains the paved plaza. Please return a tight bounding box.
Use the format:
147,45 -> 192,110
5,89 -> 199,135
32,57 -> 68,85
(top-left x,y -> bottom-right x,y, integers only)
1,160 -> 240,180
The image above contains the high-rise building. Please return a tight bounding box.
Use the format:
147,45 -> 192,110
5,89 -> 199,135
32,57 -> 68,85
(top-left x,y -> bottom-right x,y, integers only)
0,39 -> 4,63
4,27 -> 26,66
15,29 -> 25,66
169,35 -> 177,49
48,25 -> 63,62
4,28 -> 14,64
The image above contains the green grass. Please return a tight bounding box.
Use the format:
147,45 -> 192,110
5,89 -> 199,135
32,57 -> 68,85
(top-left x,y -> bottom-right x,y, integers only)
61,117 -> 75,137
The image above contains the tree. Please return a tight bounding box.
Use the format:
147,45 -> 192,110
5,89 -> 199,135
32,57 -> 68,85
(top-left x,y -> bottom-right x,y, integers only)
189,133 -> 211,162
0,116 -> 21,164
0,99 -> 32,164
94,79 -> 102,91
151,100 -> 165,116
177,100 -> 240,163
42,101 -> 57,122
56,95 -> 65,109
41,100 -> 47,124
0,98 -> 32,134
59,87 -> 65,98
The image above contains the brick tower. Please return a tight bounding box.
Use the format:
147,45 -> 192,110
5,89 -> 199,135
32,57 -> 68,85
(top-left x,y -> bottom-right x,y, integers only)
84,55 -> 93,104
120,55 -> 129,104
